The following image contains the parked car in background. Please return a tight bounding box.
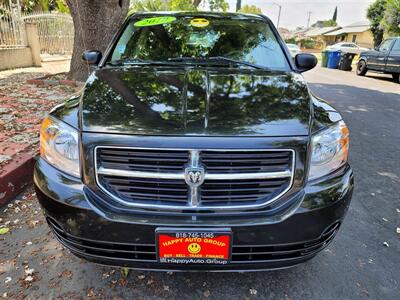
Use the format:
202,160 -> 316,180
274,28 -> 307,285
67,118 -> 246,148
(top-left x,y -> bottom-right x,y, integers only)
286,43 -> 301,57
34,12 -> 353,272
327,42 -> 369,54
357,37 -> 400,83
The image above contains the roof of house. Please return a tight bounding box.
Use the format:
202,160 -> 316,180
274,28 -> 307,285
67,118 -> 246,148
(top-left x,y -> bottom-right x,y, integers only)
324,20 -> 371,36
346,21 -> 371,27
305,26 -> 341,37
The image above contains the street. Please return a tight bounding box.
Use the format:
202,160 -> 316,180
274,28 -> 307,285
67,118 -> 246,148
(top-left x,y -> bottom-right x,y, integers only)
0,66 -> 399,299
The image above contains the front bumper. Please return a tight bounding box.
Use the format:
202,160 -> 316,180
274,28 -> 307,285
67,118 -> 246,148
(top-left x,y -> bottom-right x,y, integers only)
34,158 -> 353,271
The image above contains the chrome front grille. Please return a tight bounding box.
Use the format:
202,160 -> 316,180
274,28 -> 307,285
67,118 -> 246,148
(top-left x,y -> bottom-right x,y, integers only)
95,147 -> 295,211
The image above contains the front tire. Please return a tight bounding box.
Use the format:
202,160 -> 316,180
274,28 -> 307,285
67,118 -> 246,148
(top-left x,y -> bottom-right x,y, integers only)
356,60 -> 367,76
392,73 -> 400,83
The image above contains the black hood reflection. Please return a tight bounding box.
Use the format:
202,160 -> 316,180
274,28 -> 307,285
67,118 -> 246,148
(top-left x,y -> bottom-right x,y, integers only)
81,66 -> 311,136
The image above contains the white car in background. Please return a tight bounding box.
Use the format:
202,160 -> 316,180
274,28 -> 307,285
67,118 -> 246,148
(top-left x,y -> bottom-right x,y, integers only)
286,43 -> 301,57
326,42 -> 370,54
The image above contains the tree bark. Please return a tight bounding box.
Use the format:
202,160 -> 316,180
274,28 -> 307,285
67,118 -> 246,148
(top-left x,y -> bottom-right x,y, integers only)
192,0 -> 202,7
66,0 -> 130,81
236,0 -> 241,12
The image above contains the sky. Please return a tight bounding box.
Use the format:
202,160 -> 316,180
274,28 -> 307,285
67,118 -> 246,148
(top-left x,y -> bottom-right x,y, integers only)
225,0 -> 375,29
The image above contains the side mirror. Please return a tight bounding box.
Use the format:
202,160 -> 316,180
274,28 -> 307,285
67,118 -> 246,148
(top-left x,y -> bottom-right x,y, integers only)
82,50 -> 102,65
295,53 -> 318,73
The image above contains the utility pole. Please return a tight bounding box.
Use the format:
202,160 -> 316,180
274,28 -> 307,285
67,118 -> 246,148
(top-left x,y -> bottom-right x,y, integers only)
307,11 -> 312,28
272,3 -> 282,29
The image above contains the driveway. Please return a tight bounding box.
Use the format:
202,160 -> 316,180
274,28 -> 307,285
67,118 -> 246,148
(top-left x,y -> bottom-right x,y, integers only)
0,66 -> 399,299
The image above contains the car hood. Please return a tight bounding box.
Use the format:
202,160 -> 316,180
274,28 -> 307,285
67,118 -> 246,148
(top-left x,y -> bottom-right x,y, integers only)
81,66 -> 311,136
360,50 -> 378,56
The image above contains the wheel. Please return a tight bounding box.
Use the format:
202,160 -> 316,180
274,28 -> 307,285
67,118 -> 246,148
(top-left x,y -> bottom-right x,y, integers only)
356,60 -> 367,76
392,73 -> 400,83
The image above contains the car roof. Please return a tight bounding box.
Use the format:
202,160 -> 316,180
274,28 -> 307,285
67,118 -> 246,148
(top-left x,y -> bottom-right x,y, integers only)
128,11 -> 267,22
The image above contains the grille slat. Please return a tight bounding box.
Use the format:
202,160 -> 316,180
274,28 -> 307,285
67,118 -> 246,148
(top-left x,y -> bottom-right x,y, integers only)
204,167 -> 288,174
202,187 -> 279,193
95,147 -> 293,210
99,154 -> 187,162
201,193 -> 273,200
201,152 -> 290,158
120,192 -> 188,199
101,162 -> 184,171
114,185 -> 187,192
203,157 -> 290,162
104,177 -> 184,186
198,179 -> 287,186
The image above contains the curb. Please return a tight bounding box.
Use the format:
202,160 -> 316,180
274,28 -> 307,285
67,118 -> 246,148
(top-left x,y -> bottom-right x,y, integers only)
0,152 -> 36,208
27,73 -> 77,87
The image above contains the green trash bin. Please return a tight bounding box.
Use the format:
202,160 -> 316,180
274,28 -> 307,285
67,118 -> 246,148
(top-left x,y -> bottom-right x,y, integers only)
321,50 -> 328,67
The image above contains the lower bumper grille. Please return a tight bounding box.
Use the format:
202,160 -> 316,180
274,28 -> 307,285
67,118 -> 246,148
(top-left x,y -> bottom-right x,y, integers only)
47,218 -> 340,265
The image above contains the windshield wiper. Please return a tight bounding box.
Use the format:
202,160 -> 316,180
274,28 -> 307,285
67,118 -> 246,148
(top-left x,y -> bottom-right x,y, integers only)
107,59 -> 176,67
168,56 -> 268,70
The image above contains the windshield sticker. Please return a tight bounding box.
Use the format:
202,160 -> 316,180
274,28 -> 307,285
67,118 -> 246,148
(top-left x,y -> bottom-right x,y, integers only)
134,16 -> 176,27
190,18 -> 210,28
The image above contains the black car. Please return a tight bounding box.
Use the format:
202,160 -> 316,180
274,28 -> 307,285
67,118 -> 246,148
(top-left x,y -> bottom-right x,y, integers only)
357,37 -> 400,83
34,12 -> 353,271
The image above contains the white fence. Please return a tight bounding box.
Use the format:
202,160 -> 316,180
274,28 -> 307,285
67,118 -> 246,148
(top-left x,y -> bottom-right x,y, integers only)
0,0 -> 26,48
23,12 -> 74,55
0,1 -> 73,55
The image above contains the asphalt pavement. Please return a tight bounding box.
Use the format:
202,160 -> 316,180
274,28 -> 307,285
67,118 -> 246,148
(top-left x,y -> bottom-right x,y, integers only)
0,66 -> 399,299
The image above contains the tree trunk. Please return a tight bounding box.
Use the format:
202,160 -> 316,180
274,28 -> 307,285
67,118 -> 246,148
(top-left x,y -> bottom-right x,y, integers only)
66,0 -> 130,81
192,0 -> 202,7
236,0 -> 241,12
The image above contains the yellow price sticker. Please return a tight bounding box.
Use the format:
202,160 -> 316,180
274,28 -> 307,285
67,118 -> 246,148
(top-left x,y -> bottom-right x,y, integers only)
190,18 -> 210,28
134,16 -> 176,27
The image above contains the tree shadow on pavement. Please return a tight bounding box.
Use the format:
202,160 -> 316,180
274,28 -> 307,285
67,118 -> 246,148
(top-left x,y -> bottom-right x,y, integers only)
364,73 -> 396,83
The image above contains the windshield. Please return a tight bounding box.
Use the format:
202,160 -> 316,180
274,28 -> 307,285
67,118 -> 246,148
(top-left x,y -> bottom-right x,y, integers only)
108,15 -> 290,70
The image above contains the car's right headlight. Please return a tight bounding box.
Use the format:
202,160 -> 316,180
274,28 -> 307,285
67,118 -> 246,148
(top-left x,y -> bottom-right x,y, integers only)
40,116 -> 80,178
308,121 -> 349,181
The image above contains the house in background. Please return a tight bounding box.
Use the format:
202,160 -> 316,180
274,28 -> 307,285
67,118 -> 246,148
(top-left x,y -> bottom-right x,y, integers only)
278,27 -> 291,40
323,21 -> 373,48
305,26 -> 341,49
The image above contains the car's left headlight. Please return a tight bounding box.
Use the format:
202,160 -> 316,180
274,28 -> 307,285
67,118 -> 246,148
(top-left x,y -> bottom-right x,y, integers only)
40,116 -> 80,177
308,121 -> 349,181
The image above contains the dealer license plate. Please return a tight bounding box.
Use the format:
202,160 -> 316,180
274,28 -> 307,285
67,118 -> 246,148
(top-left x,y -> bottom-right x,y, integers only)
156,228 -> 232,265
